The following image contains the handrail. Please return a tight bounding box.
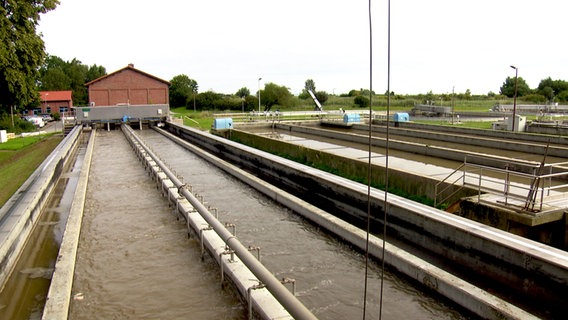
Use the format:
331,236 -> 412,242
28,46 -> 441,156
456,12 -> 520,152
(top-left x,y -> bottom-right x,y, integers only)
434,163 -> 465,207
435,157 -> 568,213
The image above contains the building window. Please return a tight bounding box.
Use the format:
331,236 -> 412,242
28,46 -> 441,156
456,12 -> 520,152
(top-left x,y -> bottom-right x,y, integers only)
46,107 -> 51,114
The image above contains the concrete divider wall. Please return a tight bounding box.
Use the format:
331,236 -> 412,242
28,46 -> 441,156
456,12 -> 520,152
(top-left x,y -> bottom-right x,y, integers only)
275,124 -> 568,174
126,125 -> 308,320
158,126 -> 538,319
229,128 -> 477,206
358,123 -> 568,158
165,122 -> 568,315
42,129 -> 95,319
0,126 -> 82,289
371,120 -> 568,146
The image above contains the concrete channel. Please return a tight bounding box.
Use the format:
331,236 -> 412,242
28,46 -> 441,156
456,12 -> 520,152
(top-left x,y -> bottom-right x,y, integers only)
40,126 -> 315,320
0,126 -> 83,290
233,122 -> 568,248
120,125 -> 314,320
3,119 -> 567,319
163,121 -> 568,318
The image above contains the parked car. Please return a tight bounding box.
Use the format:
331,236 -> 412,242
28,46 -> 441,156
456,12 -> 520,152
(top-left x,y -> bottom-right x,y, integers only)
27,116 -> 45,128
41,114 -> 53,122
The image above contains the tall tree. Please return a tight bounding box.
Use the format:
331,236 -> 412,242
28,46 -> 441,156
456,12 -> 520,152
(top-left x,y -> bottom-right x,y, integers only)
169,74 -> 198,108
261,82 -> 292,111
38,55 -> 106,106
499,76 -> 531,98
235,87 -> 250,98
299,79 -> 316,99
537,77 -> 568,101
304,79 -> 316,93
86,64 -> 106,83
0,0 -> 59,112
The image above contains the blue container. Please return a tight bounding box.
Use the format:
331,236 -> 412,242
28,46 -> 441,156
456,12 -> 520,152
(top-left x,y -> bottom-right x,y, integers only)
393,112 -> 409,122
343,113 -> 360,124
213,118 -> 233,130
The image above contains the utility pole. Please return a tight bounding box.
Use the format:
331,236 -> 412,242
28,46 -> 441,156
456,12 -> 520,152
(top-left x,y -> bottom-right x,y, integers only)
258,77 -> 262,113
510,65 -> 518,132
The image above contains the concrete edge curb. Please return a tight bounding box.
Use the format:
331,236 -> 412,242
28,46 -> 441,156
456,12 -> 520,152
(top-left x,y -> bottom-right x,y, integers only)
42,130 -> 96,319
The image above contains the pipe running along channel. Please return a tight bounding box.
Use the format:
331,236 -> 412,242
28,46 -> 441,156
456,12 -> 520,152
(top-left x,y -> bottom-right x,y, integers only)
121,125 -> 317,320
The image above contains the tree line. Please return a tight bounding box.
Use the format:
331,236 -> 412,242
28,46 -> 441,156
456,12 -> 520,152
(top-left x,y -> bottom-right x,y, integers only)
170,75 -> 332,112
499,76 -> 568,103
38,56 -> 106,106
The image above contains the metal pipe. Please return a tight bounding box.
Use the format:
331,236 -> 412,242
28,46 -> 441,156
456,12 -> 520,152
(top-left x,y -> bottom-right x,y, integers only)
248,283 -> 266,320
122,125 -> 317,320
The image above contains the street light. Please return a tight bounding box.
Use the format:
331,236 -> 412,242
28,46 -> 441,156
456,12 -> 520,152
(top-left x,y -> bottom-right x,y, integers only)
451,86 -> 455,124
510,65 -> 518,132
258,77 -> 262,113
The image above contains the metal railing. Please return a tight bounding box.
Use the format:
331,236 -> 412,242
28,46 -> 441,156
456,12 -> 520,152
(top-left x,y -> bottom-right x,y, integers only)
435,155 -> 568,213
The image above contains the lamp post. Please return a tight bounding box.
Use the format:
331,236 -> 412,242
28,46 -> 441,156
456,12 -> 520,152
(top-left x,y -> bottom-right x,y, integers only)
510,65 -> 518,132
258,77 -> 262,113
451,86 -> 455,124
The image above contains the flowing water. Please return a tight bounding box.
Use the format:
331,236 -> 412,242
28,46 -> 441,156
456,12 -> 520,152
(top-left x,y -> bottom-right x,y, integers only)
3,127 -> 470,319
0,133 -> 88,320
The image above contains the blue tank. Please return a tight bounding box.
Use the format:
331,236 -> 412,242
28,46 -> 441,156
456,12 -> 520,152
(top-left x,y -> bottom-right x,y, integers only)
343,113 -> 360,124
213,118 -> 233,130
393,112 -> 409,122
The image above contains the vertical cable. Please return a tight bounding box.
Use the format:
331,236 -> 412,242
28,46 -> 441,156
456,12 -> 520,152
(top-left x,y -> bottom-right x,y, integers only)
362,0 -> 373,319
379,1 -> 391,319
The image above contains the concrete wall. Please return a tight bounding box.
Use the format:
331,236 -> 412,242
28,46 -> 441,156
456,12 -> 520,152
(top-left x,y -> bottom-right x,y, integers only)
74,104 -> 169,123
526,122 -> 568,136
0,127 -> 82,289
361,122 -> 568,158
372,120 -> 568,145
164,122 -> 568,316
229,128 -> 476,206
158,125 -> 537,319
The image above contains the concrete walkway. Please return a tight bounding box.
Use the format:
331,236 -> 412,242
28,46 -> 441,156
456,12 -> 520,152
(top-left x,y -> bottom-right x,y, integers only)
273,132 -> 568,214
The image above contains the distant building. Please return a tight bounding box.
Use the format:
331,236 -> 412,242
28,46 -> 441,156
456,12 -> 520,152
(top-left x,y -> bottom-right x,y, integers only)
85,64 -> 170,107
37,90 -> 73,115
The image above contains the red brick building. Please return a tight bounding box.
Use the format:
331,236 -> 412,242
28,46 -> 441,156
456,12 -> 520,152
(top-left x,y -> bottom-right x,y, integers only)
85,64 -> 170,106
37,90 -> 73,115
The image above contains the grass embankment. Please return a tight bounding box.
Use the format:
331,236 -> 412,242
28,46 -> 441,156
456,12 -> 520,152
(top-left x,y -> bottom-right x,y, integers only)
171,96 -> 519,129
170,107 -> 214,130
0,134 -> 62,207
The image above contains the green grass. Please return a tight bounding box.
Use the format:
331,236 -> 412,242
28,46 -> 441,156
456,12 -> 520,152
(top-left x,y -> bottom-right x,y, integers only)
0,134 -> 62,207
171,95 -> 547,130
170,107 -> 214,130
412,119 -> 495,130
0,135 -> 50,151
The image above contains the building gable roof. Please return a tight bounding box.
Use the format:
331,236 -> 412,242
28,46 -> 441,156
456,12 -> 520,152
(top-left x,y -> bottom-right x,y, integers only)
40,91 -> 73,102
84,64 -> 170,87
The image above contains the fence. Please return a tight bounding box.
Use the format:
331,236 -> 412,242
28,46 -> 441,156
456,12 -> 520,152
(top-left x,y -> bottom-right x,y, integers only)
435,155 -> 568,213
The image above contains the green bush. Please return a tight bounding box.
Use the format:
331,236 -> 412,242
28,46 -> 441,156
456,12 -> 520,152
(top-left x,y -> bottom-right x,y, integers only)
0,114 -> 36,134
522,94 -> 547,103
51,112 -> 61,121
353,95 -> 370,108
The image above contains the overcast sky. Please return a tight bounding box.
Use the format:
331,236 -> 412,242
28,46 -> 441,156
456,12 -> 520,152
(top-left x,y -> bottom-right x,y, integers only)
37,0 -> 567,96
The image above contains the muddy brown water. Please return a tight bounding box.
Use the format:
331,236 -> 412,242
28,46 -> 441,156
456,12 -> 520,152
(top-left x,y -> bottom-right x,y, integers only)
2,129 -> 469,319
